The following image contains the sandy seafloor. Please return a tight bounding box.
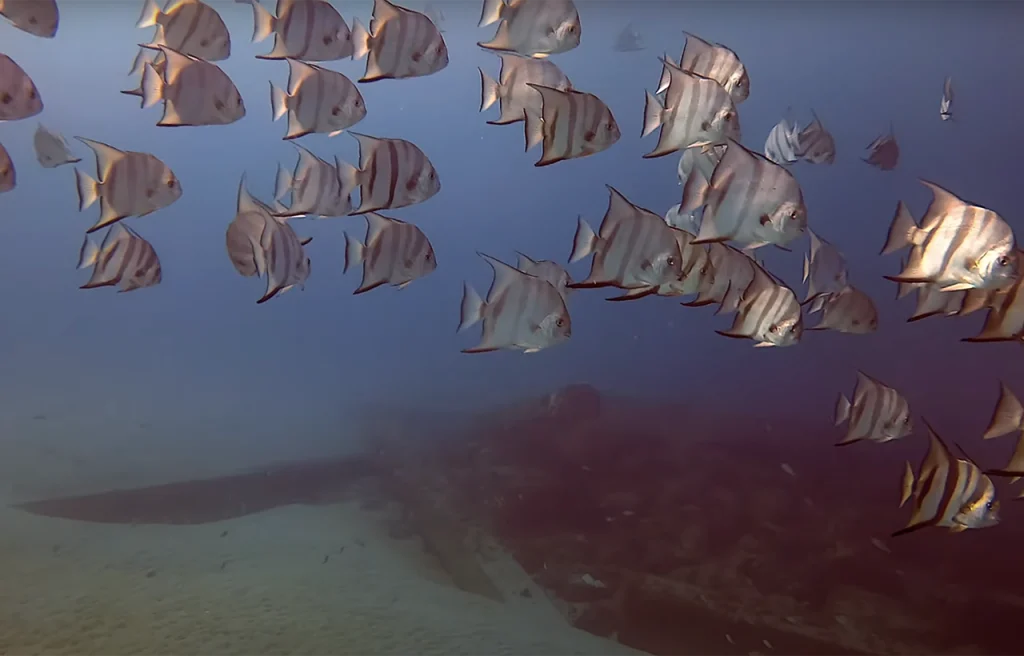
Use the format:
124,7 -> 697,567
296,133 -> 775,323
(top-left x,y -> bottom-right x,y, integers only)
0,500 -> 642,655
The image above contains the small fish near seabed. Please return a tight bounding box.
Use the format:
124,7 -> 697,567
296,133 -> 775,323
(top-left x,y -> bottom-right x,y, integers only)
136,45 -> 245,127
962,251 -> 1024,343
614,23 -> 644,52
34,124 -> 81,168
802,228 -> 849,304
74,137 -> 182,233
764,114 -> 802,166
980,382 -> 1024,484
0,53 -> 42,121
895,419 -> 1000,537
478,0 -> 581,59
78,224 -> 162,293
271,58 -> 366,140
794,111 -> 835,165
807,284 -> 878,334
715,260 -> 803,347
351,0 -> 448,83
343,212 -> 437,294
515,252 -> 573,303
834,371 -> 911,446
0,140 -> 15,193
0,0 -> 58,38
863,125 -> 899,171
524,85 -> 620,166
337,132 -> 440,215
240,0 -> 353,62
881,183 -> 1018,292
659,32 -> 749,104
479,53 -> 572,126
940,75 -> 954,122
458,252 -> 572,354
274,143 -> 351,218
137,0 -> 231,61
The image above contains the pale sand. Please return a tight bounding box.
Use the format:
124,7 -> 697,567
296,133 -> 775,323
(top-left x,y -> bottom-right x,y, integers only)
0,501 -> 643,655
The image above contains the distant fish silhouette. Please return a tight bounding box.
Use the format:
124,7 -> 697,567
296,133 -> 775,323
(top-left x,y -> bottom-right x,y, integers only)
613,22 -> 644,52
863,123 -> 899,170
940,75 -> 954,121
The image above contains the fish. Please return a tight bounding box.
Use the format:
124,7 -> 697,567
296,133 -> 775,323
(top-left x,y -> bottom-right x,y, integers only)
902,281 -> 966,322
659,32 -> 749,104
33,124 -> 82,169
764,115 -> 802,165
681,138 -> 807,250
515,252 -> 573,302
226,208 -> 270,278
74,137 -> 182,233
136,0 -> 231,61
270,58 -> 366,140
607,228 -> 716,302
863,125 -> 899,170
642,59 -> 741,158
123,48 -> 168,100
0,54 -> 42,121
568,186 -> 684,296
681,242 -> 755,313
458,252 -> 572,354
337,132 -> 440,215
351,0 -> 448,83
881,182 -> 1018,292
523,85 -> 620,166
940,76 -> 954,122
962,251 -> 1024,343
794,111 -> 835,165
274,144 -> 351,218
664,203 -> 701,236
0,0 -> 58,38
343,212 -> 437,294
242,0 -> 353,62
478,0 -> 581,59
0,140 -> 15,193
807,285 -> 878,334
137,45 -> 245,127
677,144 -> 723,185
78,224 -> 162,293
894,419 -> 1000,537
980,383 -> 1024,478
835,368 -> 909,446
802,228 -> 849,303
479,53 -> 572,126
614,23 -> 644,52
715,261 -> 802,347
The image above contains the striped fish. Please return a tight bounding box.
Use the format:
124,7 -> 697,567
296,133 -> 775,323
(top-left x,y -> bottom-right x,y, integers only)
795,111 -> 835,165
980,382 -> 1024,478
659,32 -> 749,104
458,252 -> 572,354
681,138 -> 807,250
523,85 -> 620,166
515,252 -> 573,303
881,181 -> 1018,291
242,0 -> 353,62
123,48 -> 167,99
715,261 -> 802,347
478,0 -> 581,59
34,123 -> 81,168
677,144 -> 723,185
0,54 -> 42,121
894,419 -> 1000,537
614,23 -> 644,53
940,76 -> 954,122
337,133 -> 440,215
681,242 -> 754,313
834,371 -> 911,446
802,228 -> 848,304
77,224 -> 162,293
479,52 -> 572,126
274,144 -> 351,218
0,140 -> 15,193
642,59 -> 741,158
863,125 -> 899,170
962,251 -> 1024,343
136,0 -> 230,61
568,186 -> 684,296
0,0 -> 58,38
764,116 -> 801,166
271,58 -> 365,140
137,45 -> 245,127
74,137 -> 182,233
606,228 -> 715,302
352,0 -> 447,83
343,212 -> 436,294
807,285 -> 878,334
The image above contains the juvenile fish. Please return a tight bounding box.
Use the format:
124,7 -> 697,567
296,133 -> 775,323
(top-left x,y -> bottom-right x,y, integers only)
34,124 -> 81,169
716,261 -> 802,347
352,0 -> 448,82
0,0 -> 58,38
524,85 -> 620,167
0,141 -> 15,193
343,212 -> 436,294
940,76 -> 953,122
808,285 -> 878,334
271,58 -> 366,140
764,115 -> 801,166
0,54 -> 42,121
479,53 -> 572,126
516,251 -> 573,302
337,133 -> 440,215
614,23 -> 644,53
137,0 -> 231,61
478,0 -> 581,59
242,0 -> 353,62
274,144 -> 351,218
863,126 -> 899,170
138,45 -> 245,127
802,228 -> 848,303
78,224 -> 162,293
659,32 -> 749,104
795,111 -> 835,165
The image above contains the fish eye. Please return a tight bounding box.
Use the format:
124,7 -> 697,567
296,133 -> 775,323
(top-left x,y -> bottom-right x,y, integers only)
768,324 -> 778,333
667,256 -> 677,266
556,318 -> 565,327
998,255 -> 1010,266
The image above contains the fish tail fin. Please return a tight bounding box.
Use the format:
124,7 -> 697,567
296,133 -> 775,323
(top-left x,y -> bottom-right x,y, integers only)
569,216 -> 598,263
343,233 -> 365,273
523,108 -> 544,152
984,384 -> 1024,439
880,200 -> 919,255
479,68 -> 500,112
136,0 -> 163,28
127,47 -> 153,77
77,235 -> 99,269
270,82 -> 290,122
74,168 -> 100,211
274,164 -> 293,201
351,18 -> 371,60
641,91 -> 664,138
140,62 -> 165,109
336,158 -> 361,205
478,0 -> 504,27
834,393 -> 851,425
680,169 -> 709,213
458,282 -> 486,332
250,0 -> 277,43
899,461 -> 915,507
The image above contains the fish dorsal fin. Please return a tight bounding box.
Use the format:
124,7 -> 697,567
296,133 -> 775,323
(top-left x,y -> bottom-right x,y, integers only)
75,137 -> 125,181
155,45 -> 194,84
373,0 -> 402,26
293,142 -> 323,173
479,252 -> 530,302
919,179 -> 966,219
983,382 -> 1023,439
660,58 -> 702,109
286,57 -> 316,94
527,83 -> 569,123
497,52 -> 527,81
904,419 -> 954,529
236,175 -> 266,215
680,31 -> 713,64
364,211 -> 394,246
603,185 -> 639,232
515,251 -> 538,270
349,132 -> 380,171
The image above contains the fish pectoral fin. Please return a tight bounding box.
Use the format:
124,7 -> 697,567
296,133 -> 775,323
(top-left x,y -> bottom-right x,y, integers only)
752,341 -> 776,348
939,282 -> 974,292
949,522 -> 968,533
715,329 -> 750,340
521,347 -> 541,354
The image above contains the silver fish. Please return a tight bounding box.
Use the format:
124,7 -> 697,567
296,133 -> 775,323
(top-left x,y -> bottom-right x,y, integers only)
802,228 -> 848,303
74,137 -> 182,233
0,0 -> 58,38
138,45 -> 245,127
271,58 -> 366,140
524,85 -> 620,167
716,261 -> 802,347
940,76 -> 954,122
0,54 -> 42,121
274,144 -> 351,218
458,252 -> 571,354
642,59 -> 741,158
764,115 -> 802,165
478,0 -> 581,59
137,0 -> 231,61
78,224 -> 162,293
516,251 -> 573,302
243,0 -> 353,62
659,32 -> 749,104
863,125 -> 899,171
677,144 -> 723,185
479,53 -> 572,126
808,285 -> 878,334
0,140 -> 15,193
664,202 -> 701,236
682,242 -> 755,313
795,111 -> 835,165
894,420 -> 1000,537
34,123 -> 81,169
963,251 -> 1024,343
352,0 -> 448,82
835,371 -> 911,446
343,212 -> 436,294
606,228 -> 715,302
881,182 -> 1018,292
614,23 -> 644,52
226,209 -> 270,278
337,132 -> 440,215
